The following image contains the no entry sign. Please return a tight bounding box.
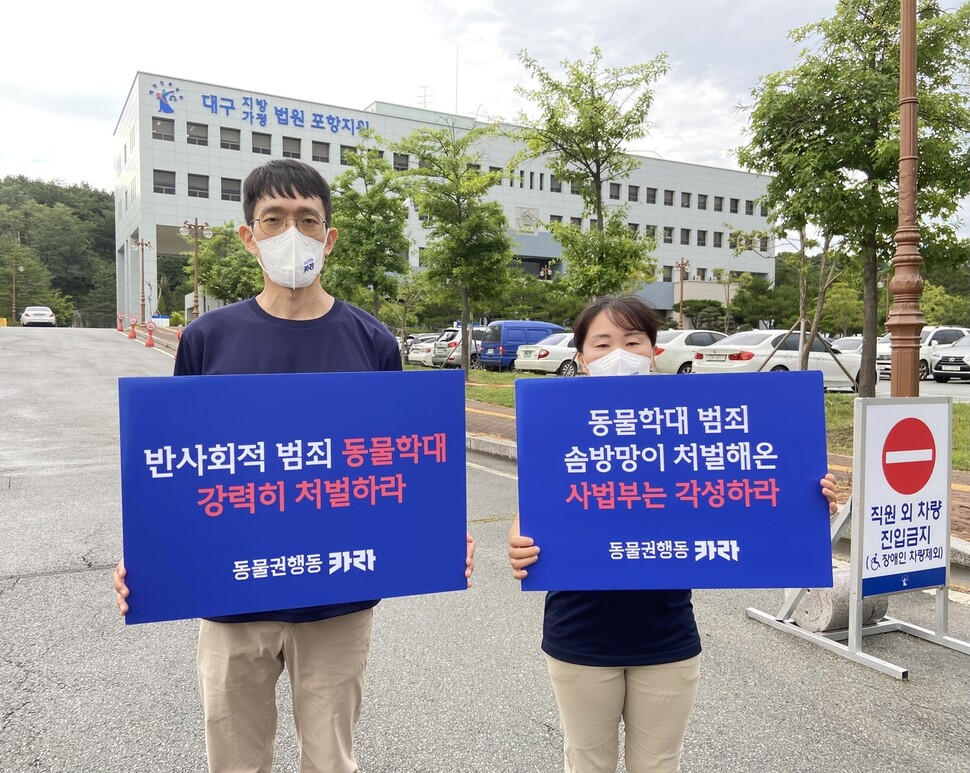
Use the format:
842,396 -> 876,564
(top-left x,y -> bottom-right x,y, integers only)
882,418 -> 936,495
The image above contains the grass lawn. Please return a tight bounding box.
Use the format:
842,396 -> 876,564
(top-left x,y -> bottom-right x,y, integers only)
421,366 -> 970,471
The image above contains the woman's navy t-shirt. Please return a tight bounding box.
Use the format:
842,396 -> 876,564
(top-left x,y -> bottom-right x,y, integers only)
542,589 -> 701,667
174,297 -> 401,624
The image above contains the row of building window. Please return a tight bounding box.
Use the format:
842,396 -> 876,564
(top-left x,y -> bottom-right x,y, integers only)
152,170 -> 241,201
152,118 -> 768,213
548,216 -> 769,251
660,266 -> 769,283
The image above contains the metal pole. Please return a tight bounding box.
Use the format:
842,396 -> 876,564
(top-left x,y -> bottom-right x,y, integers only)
676,259 -> 689,329
887,0 -> 925,397
192,223 -> 200,320
11,258 -> 16,323
133,239 -> 152,324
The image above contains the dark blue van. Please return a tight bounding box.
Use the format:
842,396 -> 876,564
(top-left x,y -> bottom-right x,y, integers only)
478,319 -> 567,371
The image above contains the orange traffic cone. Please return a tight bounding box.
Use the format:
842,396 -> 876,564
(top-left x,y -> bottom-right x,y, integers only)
116,314 -> 124,333
128,318 -> 137,340
145,321 -> 156,348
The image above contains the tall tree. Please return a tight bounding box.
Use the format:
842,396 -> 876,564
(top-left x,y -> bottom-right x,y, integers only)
514,47 -> 665,298
395,123 -> 516,377
328,139 -> 411,318
191,222 -> 263,304
737,0 -> 970,396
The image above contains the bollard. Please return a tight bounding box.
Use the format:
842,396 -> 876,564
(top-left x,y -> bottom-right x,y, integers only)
117,314 -> 125,333
793,568 -> 890,632
145,320 -> 156,348
128,317 -> 137,340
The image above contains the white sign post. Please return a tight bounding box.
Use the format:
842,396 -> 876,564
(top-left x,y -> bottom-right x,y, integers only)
747,397 -> 969,679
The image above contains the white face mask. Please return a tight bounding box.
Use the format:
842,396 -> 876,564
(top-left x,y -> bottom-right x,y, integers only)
585,347 -> 653,377
255,226 -> 328,289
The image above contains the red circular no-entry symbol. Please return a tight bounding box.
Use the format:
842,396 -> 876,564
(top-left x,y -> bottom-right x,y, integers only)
882,417 -> 936,495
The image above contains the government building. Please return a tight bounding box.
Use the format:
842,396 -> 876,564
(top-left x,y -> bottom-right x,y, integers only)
114,72 -> 774,321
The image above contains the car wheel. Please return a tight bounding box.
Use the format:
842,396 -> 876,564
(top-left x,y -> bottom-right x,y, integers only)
933,373 -> 950,383
918,360 -> 930,381
470,354 -> 483,370
558,360 -> 578,377
676,362 -> 693,375
769,365 -> 789,372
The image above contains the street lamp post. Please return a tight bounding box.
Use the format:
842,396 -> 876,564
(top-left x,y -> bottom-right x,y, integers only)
180,218 -> 212,320
132,238 -> 152,324
675,258 -> 690,329
11,259 -> 24,323
886,0 -> 924,397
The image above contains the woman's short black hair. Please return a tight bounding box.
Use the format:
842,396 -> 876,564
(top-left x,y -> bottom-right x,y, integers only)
572,294 -> 661,353
243,159 -> 332,227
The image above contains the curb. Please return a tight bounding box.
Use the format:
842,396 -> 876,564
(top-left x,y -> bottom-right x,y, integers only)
464,432 -> 970,570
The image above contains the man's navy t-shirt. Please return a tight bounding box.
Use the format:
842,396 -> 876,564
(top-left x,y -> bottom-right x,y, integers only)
174,297 -> 401,624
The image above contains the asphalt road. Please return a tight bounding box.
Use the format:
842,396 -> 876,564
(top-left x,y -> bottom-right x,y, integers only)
1,327 -> 969,773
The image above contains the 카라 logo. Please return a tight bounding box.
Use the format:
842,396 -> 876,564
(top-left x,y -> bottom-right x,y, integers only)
149,80 -> 184,114
303,258 -> 315,274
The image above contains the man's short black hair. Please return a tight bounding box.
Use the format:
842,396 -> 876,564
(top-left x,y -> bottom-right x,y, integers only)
243,159 -> 332,227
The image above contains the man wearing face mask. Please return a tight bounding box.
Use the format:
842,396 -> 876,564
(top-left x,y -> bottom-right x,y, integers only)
113,159 -> 474,773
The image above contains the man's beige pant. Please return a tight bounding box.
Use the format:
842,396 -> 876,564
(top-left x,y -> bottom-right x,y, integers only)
197,609 -> 373,773
545,654 -> 701,773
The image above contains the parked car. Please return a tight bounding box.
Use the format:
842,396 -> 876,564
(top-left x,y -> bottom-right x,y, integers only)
478,319 -> 567,371
876,326 -> 970,381
20,306 -> 57,327
432,326 -> 486,368
401,332 -> 438,356
407,339 -> 437,367
931,334 -> 970,382
652,329 -> 727,374
831,335 -> 864,353
513,333 -> 579,376
692,329 -> 862,391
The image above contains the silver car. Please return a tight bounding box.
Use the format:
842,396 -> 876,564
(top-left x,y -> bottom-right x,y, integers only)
931,334 -> 970,382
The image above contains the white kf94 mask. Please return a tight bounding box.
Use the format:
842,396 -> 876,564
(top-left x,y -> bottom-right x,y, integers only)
585,347 -> 653,377
256,227 -> 328,289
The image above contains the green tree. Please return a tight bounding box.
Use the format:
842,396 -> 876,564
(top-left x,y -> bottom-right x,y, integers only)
737,0 -> 970,395
0,243 -> 74,325
820,283 -> 865,335
191,222 -> 263,304
328,139 -> 411,318
920,281 -> 970,325
515,47 -> 665,296
395,123 -> 516,377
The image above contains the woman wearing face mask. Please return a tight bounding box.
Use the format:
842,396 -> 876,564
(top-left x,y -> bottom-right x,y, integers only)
508,294 -> 838,773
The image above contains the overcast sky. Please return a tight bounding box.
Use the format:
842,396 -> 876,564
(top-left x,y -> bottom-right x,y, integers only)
1,0 -> 966,233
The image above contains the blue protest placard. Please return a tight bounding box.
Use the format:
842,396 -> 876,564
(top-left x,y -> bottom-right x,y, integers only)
516,371 -> 833,590
119,370 -> 467,624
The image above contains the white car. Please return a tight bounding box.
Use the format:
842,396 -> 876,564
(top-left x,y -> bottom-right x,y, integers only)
876,326 -> 970,380
931,334 -> 970,382
652,329 -> 727,375
831,335 -> 864,353
406,339 -> 437,367
20,306 -> 57,327
432,326 -> 486,368
692,329 -> 861,391
513,333 -> 579,376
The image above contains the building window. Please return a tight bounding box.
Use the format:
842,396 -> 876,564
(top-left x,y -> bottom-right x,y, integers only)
418,157 -> 433,170
681,191 -> 691,208
760,236 -> 769,252
187,174 -> 209,199
664,189 -> 674,206
697,230 -> 707,247
539,172 -> 545,191
696,267 -> 707,281
340,145 -> 356,165
628,223 -> 639,236
529,171 -> 535,189
549,215 -> 563,223
680,228 -> 690,245
282,137 -> 301,159
663,226 -> 673,244
609,182 -> 621,200
662,265 -> 674,282
220,127 -> 240,150
520,170 -> 526,188
186,122 -> 208,146
571,216 -> 582,227
714,196 -> 724,212
252,132 -> 271,155
698,194 -> 707,210
729,233 -> 738,250
645,225 -> 657,240
550,174 -> 562,193
745,199 -> 755,215
489,165 -> 501,174
730,198 -> 740,214
760,203 -> 768,217
312,141 -> 330,163
713,231 -> 723,248
628,184 -> 639,203
389,152 -> 408,171
571,182 -> 582,195
153,169 -> 175,195
418,247 -> 428,267
646,187 -> 657,204
152,118 -> 174,141
589,219 -> 598,230
221,177 -> 241,202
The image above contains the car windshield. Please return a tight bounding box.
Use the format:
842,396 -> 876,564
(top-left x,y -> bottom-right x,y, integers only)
655,331 -> 679,344
718,331 -> 773,346
536,333 -> 568,346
